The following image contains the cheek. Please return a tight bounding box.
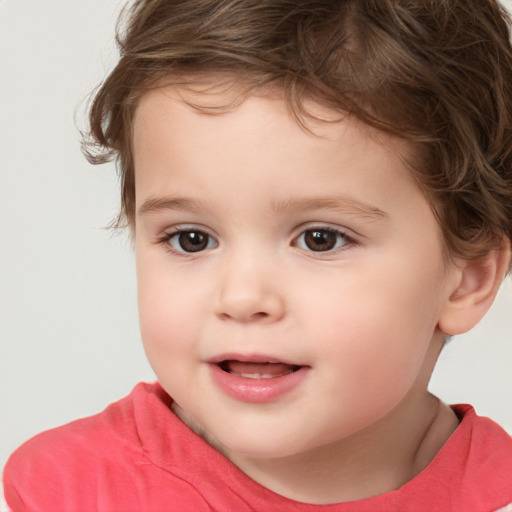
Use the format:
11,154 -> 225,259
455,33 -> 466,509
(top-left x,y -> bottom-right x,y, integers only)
136,255 -> 202,363
303,261 -> 445,387
137,275 -> 208,406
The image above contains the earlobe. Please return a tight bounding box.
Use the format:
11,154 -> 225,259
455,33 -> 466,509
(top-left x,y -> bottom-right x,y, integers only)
438,240 -> 511,336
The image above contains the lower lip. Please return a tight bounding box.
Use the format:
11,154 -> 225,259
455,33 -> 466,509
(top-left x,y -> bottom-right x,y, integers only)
209,363 -> 309,403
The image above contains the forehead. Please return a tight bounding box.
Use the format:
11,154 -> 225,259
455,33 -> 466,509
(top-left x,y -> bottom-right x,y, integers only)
131,85 -> 433,236
132,82 -> 414,164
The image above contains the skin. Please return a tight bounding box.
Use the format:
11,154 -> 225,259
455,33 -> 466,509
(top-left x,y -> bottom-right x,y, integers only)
133,86 -> 466,504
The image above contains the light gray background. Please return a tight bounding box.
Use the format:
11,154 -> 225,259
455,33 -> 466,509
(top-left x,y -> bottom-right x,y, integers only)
1,0 -> 511,474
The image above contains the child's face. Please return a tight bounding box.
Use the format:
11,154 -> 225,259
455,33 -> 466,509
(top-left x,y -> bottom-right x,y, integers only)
133,86 -> 460,460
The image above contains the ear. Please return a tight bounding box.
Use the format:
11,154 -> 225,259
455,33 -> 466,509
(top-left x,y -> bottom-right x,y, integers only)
438,239 -> 511,336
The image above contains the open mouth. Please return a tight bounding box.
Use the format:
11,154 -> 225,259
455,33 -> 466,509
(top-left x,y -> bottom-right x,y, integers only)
218,360 -> 302,379
210,357 -> 310,402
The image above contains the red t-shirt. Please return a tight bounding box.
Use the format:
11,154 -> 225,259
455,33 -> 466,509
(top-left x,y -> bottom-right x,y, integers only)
4,382 -> 512,512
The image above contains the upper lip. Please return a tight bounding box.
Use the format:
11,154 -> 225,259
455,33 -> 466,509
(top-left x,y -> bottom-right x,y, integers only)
206,353 -> 306,366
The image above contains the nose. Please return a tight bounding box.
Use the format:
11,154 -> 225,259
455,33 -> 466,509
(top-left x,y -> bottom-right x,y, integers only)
214,254 -> 286,323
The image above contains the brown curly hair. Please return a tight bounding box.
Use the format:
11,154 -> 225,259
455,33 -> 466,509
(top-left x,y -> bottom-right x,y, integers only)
83,0 -> 512,263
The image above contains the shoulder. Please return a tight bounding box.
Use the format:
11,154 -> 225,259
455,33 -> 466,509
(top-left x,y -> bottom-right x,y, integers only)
446,404 -> 512,509
495,504 -> 512,512
5,382 -> 155,466
2,382 -> 192,511
452,404 -> 512,461
393,404 -> 512,511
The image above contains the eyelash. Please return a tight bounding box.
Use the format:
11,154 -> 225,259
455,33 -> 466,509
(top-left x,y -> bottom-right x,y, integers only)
293,226 -> 355,255
157,226 -> 356,256
157,227 -> 218,255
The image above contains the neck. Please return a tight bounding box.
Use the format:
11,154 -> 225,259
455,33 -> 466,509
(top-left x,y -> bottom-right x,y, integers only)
222,391 -> 459,504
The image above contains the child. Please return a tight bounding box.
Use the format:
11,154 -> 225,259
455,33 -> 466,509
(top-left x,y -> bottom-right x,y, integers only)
4,0 -> 512,510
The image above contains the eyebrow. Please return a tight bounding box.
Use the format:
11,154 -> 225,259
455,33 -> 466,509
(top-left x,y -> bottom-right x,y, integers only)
273,196 -> 389,221
138,195 -> 389,221
138,197 -> 204,216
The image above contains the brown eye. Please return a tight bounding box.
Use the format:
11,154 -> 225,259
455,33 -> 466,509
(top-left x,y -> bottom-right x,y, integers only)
296,228 -> 349,252
169,230 -> 217,253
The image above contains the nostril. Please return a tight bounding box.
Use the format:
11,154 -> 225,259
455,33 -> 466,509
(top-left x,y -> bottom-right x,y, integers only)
218,311 -> 269,321
215,289 -> 285,322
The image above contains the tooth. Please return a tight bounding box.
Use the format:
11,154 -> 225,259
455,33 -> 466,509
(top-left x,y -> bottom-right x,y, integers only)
235,371 -> 293,379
